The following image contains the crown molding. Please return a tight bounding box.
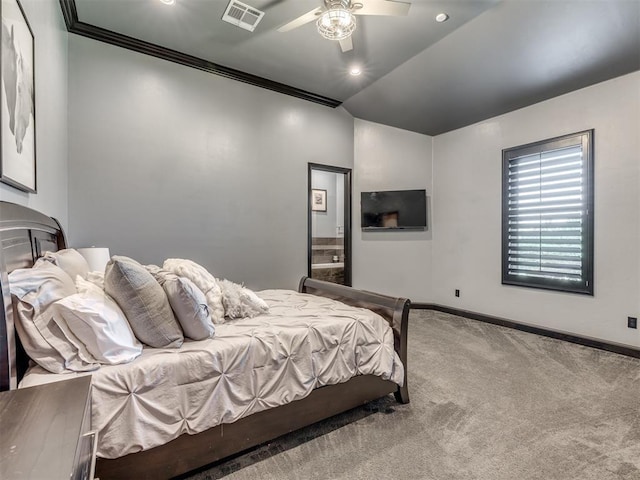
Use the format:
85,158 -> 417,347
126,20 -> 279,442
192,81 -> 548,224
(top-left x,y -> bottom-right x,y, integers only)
58,0 -> 342,108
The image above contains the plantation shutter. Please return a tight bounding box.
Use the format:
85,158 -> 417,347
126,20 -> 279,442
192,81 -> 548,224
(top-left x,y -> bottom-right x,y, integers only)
502,131 -> 593,295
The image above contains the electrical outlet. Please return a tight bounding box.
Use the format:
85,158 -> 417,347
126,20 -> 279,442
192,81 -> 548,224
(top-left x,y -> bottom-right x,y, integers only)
455,289 -> 460,297
628,317 -> 637,329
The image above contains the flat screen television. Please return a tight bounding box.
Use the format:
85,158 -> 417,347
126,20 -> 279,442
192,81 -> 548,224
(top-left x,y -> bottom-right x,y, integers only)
361,189 -> 427,230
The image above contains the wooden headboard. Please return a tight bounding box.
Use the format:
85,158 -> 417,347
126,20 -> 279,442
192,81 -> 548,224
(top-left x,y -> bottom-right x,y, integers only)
0,201 -> 66,391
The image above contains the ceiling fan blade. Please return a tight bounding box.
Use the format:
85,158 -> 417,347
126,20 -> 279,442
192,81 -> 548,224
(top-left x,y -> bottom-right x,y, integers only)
277,7 -> 323,32
339,36 -> 353,53
353,0 -> 411,17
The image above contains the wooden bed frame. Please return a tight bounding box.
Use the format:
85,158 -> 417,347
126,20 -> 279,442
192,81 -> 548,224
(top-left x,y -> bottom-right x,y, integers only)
0,201 -> 410,479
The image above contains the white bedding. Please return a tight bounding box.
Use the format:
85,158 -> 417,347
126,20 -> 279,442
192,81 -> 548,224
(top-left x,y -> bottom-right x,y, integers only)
20,290 -> 404,459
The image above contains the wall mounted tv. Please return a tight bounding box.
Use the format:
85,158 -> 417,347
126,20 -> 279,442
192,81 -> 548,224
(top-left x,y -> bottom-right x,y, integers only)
361,189 -> 427,230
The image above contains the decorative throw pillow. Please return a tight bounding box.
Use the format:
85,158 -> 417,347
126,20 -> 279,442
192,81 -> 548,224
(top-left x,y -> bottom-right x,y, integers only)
147,267 -> 215,341
217,278 -> 269,319
104,256 -> 183,348
9,262 -> 99,373
38,249 -> 90,281
52,277 -> 143,365
162,258 -> 225,324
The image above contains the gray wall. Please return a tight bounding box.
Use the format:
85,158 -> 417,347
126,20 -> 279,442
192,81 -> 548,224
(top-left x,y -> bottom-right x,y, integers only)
67,36 -> 353,290
431,71 -> 640,349
353,119 -> 433,302
0,0 -> 68,230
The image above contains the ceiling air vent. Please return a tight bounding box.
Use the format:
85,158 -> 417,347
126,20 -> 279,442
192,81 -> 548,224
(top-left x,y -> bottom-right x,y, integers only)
221,0 -> 265,32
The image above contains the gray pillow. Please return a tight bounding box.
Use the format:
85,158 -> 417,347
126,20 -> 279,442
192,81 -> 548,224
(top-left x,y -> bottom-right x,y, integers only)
147,266 -> 215,340
104,256 -> 183,348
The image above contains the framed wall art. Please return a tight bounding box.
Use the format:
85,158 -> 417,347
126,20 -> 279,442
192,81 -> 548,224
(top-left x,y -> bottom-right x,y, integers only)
311,189 -> 327,212
1,0 -> 36,192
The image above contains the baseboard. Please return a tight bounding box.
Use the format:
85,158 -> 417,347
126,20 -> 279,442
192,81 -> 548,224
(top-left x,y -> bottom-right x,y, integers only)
410,303 -> 640,359
410,303 -> 433,310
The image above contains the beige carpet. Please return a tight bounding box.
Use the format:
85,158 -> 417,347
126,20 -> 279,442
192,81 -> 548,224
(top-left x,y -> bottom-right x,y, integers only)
185,310 -> 640,480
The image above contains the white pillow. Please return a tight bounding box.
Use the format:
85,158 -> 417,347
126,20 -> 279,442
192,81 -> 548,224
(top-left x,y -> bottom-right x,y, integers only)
9,262 -> 99,373
85,270 -> 105,290
163,258 -> 225,324
52,277 -> 142,365
38,249 -> 90,281
217,279 -> 269,319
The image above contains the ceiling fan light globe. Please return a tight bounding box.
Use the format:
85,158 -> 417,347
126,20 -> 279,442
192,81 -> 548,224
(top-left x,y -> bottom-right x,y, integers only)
317,8 -> 356,41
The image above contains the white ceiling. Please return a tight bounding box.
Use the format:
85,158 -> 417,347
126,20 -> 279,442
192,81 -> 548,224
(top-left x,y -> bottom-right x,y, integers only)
70,0 -> 640,135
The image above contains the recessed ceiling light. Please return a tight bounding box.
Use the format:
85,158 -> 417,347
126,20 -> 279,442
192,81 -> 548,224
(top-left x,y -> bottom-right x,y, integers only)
160,0 -> 175,5
349,67 -> 362,76
435,13 -> 449,23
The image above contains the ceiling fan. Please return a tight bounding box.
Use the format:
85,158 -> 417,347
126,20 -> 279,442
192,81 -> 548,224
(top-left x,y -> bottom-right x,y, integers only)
277,0 -> 411,53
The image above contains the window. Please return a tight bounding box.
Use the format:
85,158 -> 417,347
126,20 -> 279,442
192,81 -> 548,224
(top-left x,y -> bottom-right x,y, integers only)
502,130 -> 594,295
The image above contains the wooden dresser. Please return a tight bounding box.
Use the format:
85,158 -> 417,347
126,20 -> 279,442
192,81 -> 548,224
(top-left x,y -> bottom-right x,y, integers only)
0,375 -> 96,480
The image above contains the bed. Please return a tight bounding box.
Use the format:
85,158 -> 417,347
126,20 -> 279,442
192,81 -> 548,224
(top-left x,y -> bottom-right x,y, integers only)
0,201 -> 409,479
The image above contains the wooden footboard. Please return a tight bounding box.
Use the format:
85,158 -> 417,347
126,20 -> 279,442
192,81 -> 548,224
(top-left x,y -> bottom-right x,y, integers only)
298,276 -> 410,403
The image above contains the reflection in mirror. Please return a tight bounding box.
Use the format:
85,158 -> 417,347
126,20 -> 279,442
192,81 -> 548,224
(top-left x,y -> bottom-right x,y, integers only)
308,164 -> 351,286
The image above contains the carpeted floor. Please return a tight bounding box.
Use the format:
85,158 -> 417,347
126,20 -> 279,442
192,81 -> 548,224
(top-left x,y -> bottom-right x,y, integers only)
185,310 -> 640,480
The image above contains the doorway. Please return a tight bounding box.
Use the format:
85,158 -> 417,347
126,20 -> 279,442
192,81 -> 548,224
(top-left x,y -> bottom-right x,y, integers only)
308,163 -> 352,286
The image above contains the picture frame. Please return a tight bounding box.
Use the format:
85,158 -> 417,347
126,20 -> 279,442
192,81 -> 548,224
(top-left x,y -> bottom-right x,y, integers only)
1,0 -> 36,193
311,189 -> 327,212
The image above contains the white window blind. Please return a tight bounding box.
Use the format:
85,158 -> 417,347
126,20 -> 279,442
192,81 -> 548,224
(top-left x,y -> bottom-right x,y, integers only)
502,131 -> 593,294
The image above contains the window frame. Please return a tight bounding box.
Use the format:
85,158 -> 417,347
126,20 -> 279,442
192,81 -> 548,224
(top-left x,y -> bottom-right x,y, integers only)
501,130 -> 594,295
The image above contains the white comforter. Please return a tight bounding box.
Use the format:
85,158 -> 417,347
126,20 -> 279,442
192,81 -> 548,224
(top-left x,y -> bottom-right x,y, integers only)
20,290 -> 404,459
